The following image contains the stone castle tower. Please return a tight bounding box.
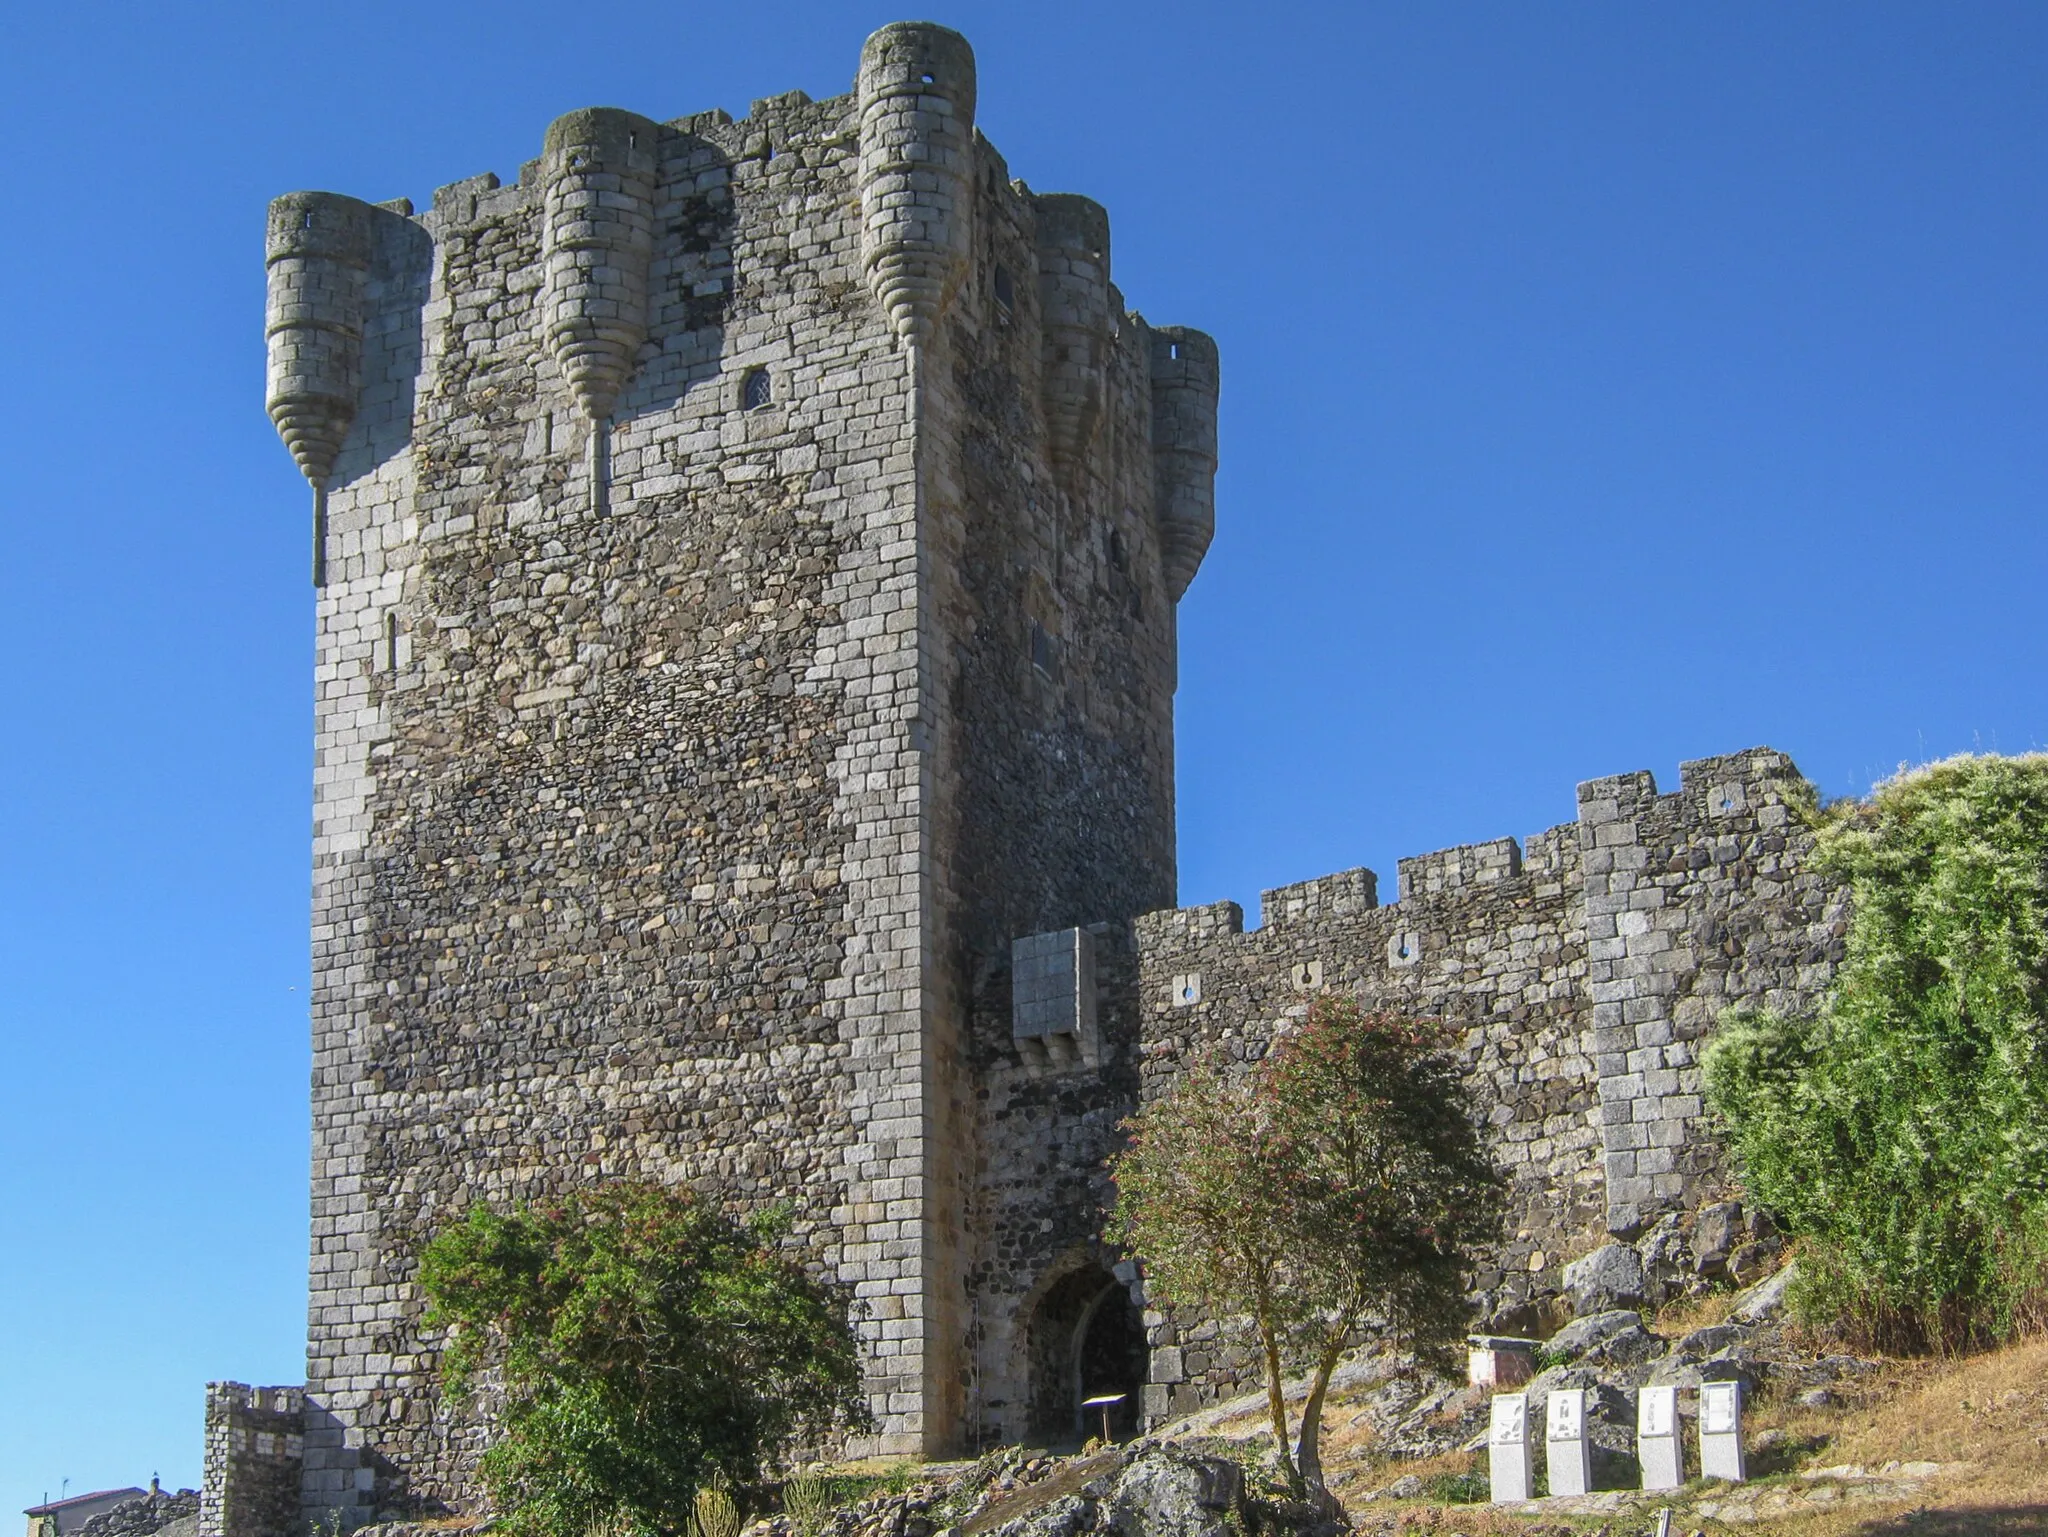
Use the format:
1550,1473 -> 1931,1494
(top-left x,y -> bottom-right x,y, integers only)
272,21 -> 1216,1517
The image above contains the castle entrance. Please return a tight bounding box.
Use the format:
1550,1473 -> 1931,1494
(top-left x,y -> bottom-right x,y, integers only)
1024,1262 -> 1147,1442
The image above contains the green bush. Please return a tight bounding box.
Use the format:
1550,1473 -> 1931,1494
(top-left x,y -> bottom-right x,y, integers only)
1421,1467 -> 1488,1504
1704,753 -> 2048,1351
418,1182 -> 870,1537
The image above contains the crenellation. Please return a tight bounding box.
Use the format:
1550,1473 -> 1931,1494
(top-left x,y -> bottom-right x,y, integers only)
1123,747 -> 1847,1421
1259,867 -> 1379,928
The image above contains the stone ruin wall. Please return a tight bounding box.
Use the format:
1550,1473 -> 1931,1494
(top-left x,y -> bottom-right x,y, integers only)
202,1384 -> 305,1537
1123,748 -> 1849,1425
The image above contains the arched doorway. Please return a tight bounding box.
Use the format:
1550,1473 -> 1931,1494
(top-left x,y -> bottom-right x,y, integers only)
1024,1261 -> 1147,1442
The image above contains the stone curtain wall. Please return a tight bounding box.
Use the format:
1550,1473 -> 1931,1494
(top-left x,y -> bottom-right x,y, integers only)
202,1385 -> 304,1537
1124,749 -> 1847,1426
1577,749 -> 1848,1235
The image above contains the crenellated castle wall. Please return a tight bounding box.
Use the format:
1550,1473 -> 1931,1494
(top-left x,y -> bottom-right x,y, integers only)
1122,748 -> 1849,1424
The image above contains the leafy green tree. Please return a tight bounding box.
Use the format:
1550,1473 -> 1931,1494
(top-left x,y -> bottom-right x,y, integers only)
418,1181 -> 870,1537
1108,997 -> 1503,1500
1705,753 -> 2048,1351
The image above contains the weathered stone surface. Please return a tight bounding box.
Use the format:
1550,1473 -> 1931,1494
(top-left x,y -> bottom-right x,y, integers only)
1694,1200 -> 1744,1274
1566,1245 -> 1649,1316
1099,1445 -> 1242,1537
1544,1309 -> 1643,1360
75,1492 -> 199,1537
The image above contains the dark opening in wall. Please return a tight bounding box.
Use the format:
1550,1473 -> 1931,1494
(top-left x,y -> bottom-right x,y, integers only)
1107,527 -> 1128,574
1027,1264 -> 1145,1440
742,367 -> 772,411
1030,620 -> 1058,678
993,264 -> 1014,312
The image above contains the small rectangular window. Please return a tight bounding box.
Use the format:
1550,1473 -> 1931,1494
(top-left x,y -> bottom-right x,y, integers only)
1030,620 -> 1057,677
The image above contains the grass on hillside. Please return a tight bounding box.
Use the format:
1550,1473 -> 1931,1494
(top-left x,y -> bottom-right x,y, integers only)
1335,1335 -> 2048,1535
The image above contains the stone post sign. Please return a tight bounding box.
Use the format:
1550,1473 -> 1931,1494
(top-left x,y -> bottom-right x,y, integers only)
1545,1388 -> 1593,1497
1638,1384 -> 1682,1490
1488,1392 -> 1532,1503
1700,1379 -> 1746,1481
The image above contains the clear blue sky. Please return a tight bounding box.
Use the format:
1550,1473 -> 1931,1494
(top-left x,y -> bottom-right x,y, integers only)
1,0 -> 2041,1512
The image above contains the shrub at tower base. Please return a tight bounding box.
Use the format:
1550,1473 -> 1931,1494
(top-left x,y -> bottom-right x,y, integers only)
1705,753 -> 2048,1353
417,1182 -> 870,1537
1109,997 -> 1504,1502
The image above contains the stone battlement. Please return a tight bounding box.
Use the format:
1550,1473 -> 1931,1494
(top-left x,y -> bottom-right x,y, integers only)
1125,747 -> 1846,1421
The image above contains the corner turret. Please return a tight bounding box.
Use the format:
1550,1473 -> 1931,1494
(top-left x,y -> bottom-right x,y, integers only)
1148,326 -> 1219,600
265,192 -> 374,494
1033,193 -> 1112,482
856,22 -> 977,346
539,108 -> 660,427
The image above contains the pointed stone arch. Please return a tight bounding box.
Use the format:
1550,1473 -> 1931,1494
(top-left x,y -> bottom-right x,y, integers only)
1011,1247 -> 1147,1442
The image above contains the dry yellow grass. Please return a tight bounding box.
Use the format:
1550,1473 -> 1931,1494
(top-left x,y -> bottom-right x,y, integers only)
1651,1288 -> 1743,1338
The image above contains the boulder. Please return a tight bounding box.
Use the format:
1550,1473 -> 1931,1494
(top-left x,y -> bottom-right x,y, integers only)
1731,1260 -> 1798,1324
1543,1309 -> 1643,1360
1564,1243 -> 1647,1315
1693,1201 -> 1743,1275
1673,1323 -> 1745,1362
1102,1447 -> 1240,1537
969,1444 -> 1281,1537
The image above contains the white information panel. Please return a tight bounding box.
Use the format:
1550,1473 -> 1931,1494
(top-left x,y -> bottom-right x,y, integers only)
1545,1388 -> 1592,1497
1488,1393 -> 1532,1503
1638,1385 -> 1682,1491
1699,1380 -> 1746,1481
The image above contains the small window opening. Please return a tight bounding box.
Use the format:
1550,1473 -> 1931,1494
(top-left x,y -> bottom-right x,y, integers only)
993,264 -> 1015,310
743,367 -> 772,411
1168,342 -> 1180,360
384,612 -> 401,672
920,71 -> 936,84
302,212 -> 315,230
627,132 -> 638,151
1107,528 -> 1128,574
1030,621 -> 1057,678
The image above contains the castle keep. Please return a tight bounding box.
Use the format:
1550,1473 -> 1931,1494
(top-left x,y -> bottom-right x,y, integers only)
247,20 -> 1846,1529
